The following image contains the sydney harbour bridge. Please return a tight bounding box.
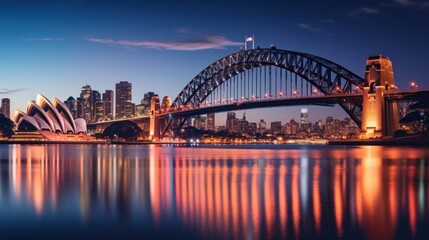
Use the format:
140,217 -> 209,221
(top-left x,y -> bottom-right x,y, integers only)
88,47 -> 428,140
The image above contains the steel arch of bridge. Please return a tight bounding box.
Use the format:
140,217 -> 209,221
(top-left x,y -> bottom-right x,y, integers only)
164,48 -> 366,138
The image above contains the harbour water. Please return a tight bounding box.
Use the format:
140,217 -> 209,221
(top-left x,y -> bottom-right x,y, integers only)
0,144 -> 428,239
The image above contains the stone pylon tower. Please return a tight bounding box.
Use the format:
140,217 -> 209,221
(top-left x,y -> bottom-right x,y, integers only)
360,55 -> 399,138
149,95 -> 160,140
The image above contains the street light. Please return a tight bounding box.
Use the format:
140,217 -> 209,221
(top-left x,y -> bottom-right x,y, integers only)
410,81 -> 419,89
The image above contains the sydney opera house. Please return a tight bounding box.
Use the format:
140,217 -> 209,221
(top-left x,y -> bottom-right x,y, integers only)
12,94 -> 95,142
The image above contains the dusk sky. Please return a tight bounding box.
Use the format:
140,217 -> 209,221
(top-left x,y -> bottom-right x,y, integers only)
1,0 -> 428,125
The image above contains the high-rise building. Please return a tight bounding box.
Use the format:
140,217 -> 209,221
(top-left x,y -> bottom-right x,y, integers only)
300,108 -> 310,131
64,96 -> 78,119
290,119 -> 299,134
102,90 -> 114,119
207,113 -> 215,131
326,116 -> 334,135
226,112 -> 238,132
313,119 -> 323,132
258,119 -> 267,133
194,116 -> 207,130
95,100 -> 106,122
115,81 -> 132,118
137,92 -> 156,116
79,85 -> 92,122
271,121 -> 282,133
91,90 -> 101,121
238,112 -> 249,133
1,98 -> 10,118
248,122 -> 257,133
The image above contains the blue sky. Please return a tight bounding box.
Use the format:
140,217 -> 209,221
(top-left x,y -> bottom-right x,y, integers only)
1,0 -> 428,125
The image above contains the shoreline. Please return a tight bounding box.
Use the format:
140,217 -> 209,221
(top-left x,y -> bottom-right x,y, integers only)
1,139 -> 429,146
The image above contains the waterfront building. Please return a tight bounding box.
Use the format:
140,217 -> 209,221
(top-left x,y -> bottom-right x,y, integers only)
226,112 -> 239,132
248,121 -> 257,133
136,92 -> 155,116
313,119 -> 323,133
207,113 -> 215,131
91,90 -> 101,122
95,100 -> 106,122
12,94 -> 94,142
102,90 -> 114,119
1,98 -> 10,118
79,85 -> 92,123
258,119 -> 266,133
300,108 -> 310,131
271,121 -> 282,134
325,116 -> 334,135
194,116 -> 207,130
238,112 -> 249,133
64,96 -> 78,119
289,119 -> 299,134
115,81 -> 133,118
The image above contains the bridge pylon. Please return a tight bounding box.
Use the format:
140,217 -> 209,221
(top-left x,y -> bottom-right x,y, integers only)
360,55 -> 399,138
149,95 -> 160,140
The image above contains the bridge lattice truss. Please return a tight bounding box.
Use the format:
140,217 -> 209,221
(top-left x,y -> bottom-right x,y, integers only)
164,48 -> 366,137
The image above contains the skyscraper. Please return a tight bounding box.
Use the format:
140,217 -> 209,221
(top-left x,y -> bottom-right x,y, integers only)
226,112 -> 238,132
79,85 -> 92,122
1,98 -> 10,118
258,119 -> 267,133
300,108 -> 309,131
207,113 -> 215,131
115,81 -> 132,118
103,90 -> 114,119
271,121 -> 282,133
64,96 -> 78,119
91,90 -> 101,121
136,92 -> 155,116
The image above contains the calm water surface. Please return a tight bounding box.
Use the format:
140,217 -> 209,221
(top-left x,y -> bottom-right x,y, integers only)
0,144 -> 428,239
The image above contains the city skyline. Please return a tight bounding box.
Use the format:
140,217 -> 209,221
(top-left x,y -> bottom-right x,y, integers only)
1,0 -> 428,124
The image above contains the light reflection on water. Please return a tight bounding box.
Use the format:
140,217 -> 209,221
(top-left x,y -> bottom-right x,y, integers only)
0,144 -> 428,239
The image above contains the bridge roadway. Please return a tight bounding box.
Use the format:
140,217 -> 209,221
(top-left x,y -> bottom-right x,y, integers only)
157,93 -> 364,119
88,89 -> 428,134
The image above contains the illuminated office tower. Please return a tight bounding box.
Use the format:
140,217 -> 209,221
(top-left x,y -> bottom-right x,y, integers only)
115,81 -> 132,118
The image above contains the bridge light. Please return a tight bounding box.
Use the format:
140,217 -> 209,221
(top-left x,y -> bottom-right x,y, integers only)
312,89 -> 318,95
335,86 -> 342,93
279,92 -> 284,96
410,81 -> 418,89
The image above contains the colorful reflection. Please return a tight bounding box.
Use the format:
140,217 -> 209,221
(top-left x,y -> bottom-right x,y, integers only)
0,144 -> 428,239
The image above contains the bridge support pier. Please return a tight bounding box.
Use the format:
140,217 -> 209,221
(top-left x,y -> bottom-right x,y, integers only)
149,96 -> 160,141
360,55 -> 399,138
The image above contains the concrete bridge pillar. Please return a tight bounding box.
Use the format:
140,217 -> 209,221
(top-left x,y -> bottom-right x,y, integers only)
360,55 -> 399,138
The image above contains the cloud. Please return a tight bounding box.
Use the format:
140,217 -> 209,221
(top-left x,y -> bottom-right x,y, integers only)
20,38 -> 64,42
359,7 -> 379,14
0,88 -> 26,94
347,6 -> 379,17
295,23 -> 325,33
85,33 -> 242,51
393,0 -> 429,8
